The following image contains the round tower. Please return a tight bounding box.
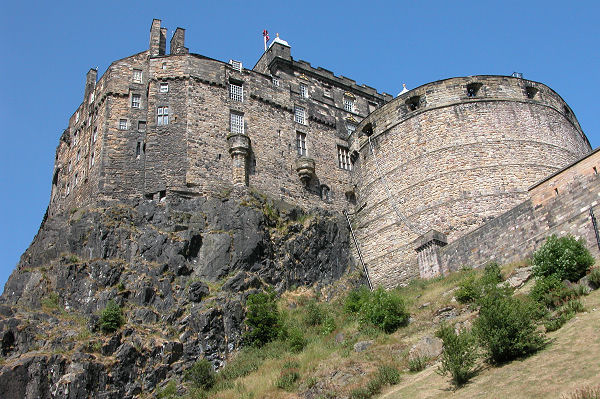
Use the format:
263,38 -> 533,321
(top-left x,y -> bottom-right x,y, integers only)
349,76 -> 591,288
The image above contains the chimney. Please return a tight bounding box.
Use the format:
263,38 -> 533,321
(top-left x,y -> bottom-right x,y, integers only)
84,68 -> 97,103
149,19 -> 166,56
170,28 -> 188,55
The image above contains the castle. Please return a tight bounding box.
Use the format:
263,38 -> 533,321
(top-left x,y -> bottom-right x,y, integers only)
49,19 -> 597,288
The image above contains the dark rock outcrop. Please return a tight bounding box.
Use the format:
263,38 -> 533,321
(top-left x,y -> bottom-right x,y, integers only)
0,192 -> 355,398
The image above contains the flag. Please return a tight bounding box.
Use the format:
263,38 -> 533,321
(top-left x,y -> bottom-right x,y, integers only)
263,29 -> 269,42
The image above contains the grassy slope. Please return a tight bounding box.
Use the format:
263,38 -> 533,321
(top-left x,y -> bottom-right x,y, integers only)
381,288 -> 600,399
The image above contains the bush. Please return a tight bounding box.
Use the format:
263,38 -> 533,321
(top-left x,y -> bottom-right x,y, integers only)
344,286 -> 371,313
243,289 -> 284,347
156,380 -> 178,399
185,359 -> 216,391
455,263 -> 503,304
530,275 -> 564,305
435,323 -> 478,387
99,300 -> 124,333
408,353 -> 429,372
321,315 -> 336,335
275,361 -> 300,391
376,364 -> 400,385
589,268 -> 600,288
303,300 -> 325,326
286,327 -> 307,353
474,288 -> 545,364
358,287 -> 409,333
533,234 -> 594,282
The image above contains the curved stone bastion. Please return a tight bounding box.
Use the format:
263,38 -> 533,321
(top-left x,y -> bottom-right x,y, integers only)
349,75 -> 592,288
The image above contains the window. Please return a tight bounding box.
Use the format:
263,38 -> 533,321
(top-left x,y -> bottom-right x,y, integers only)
296,132 -> 307,156
68,160 -> 72,173
157,107 -> 169,125
75,111 -> 79,123
89,92 -> 95,104
321,185 -> 330,202
132,94 -> 141,108
74,173 -> 78,186
136,142 -> 141,158
272,77 -> 280,87
119,119 -> 128,130
338,146 -> 352,170
344,97 -> 355,112
161,62 -> 167,70
160,82 -> 169,93
346,122 -> 357,137
323,86 -> 332,98
300,83 -> 308,98
229,82 -> 243,102
73,131 -> 78,146
133,69 -> 142,83
525,86 -> 538,99
66,182 -> 70,195
230,112 -> 244,134
90,151 -> 95,167
294,106 -> 306,125
92,127 -> 98,143
138,121 -> 146,131
229,60 -> 242,72
76,150 -> 81,162
466,83 -> 482,97
406,95 -> 421,111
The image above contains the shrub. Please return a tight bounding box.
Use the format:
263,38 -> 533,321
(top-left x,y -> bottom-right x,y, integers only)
435,323 -> 478,387
185,359 -> 216,391
474,289 -> 545,364
589,268 -> 600,288
532,234 -> 594,282
275,361 -> 300,391
99,300 -> 124,333
321,315 -> 336,335
408,353 -> 429,372
350,387 -> 372,399
358,287 -> 409,333
530,275 -> 564,305
455,275 -> 480,304
287,327 -> 307,353
376,364 -> 400,385
303,300 -> 325,326
243,289 -> 284,347
156,380 -> 178,399
344,286 -> 371,313
544,313 -> 571,332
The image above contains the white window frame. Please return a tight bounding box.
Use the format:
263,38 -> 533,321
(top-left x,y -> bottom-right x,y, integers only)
230,112 -> 244,134
90,151 -> 95,167
119,119 -> 128,130
92,127 -> 98,143
296,132 -> 307,156
338,146 -> 352,170
133,69 -> 142,83
300,83 -> 308,98
344,97 -> 355,112
229,82 -> 244,102
157,107 -> 169,126
272,77 -> 280,87
294,106 -> 306,125
229,60 -> 242,72
131,94 -> 141,108
75,111 -> 80,123
160,82 -> 169,93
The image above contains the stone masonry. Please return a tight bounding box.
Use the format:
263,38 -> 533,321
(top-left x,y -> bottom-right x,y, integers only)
47,19 -> 594,289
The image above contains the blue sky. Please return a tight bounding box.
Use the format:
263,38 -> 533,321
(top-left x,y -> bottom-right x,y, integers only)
1,1 -> 599,293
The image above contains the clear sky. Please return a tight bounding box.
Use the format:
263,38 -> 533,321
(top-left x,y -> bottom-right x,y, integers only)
1,1 -> 599,293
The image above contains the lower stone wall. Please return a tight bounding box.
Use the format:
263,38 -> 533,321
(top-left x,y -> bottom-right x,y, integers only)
438,174 -> 600,271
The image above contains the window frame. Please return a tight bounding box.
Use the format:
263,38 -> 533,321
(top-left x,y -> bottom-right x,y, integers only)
133,69 -> 143,83
338,145 -> 352,170
344,97 -> 355,112
131,94 -> 141,108
300,83 -> 309,98
296,131 -> 307,156
229,82 -> 244,102
160,82 -> 169,93
294,106 -> 306,125
119,119 -> 128,130
230,111 -> 244,134
157,107 -> 169,126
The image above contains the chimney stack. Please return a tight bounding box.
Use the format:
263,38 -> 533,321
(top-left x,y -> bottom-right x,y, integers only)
149,19 -> 166,56
170,28 -> 188,55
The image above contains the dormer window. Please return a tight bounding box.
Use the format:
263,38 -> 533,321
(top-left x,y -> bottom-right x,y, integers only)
346,122 -> 357,137
405,96 -> 421,111
466,83 -> 482,97
229,60 -> 242,72
525,86 -> 538,99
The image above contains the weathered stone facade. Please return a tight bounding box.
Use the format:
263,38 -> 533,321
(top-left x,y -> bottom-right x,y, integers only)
350,76 -> 591,287
47,19 -> 593,289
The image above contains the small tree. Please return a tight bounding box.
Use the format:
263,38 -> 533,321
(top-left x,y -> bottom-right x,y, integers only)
435,323 -> 478,387
474,288 -> 545,364
99,300 -> 125,333
243,289 -> 284,347
533,234 -> 594,282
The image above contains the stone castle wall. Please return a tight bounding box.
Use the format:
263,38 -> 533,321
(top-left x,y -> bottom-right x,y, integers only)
437,149 -> 600,272
349,76 -> 591,288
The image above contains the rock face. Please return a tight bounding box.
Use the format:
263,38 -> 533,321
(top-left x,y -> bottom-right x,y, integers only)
0,192 -> 354,398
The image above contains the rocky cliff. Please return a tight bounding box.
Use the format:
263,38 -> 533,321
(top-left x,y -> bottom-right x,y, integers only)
0,191 -> 356,398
